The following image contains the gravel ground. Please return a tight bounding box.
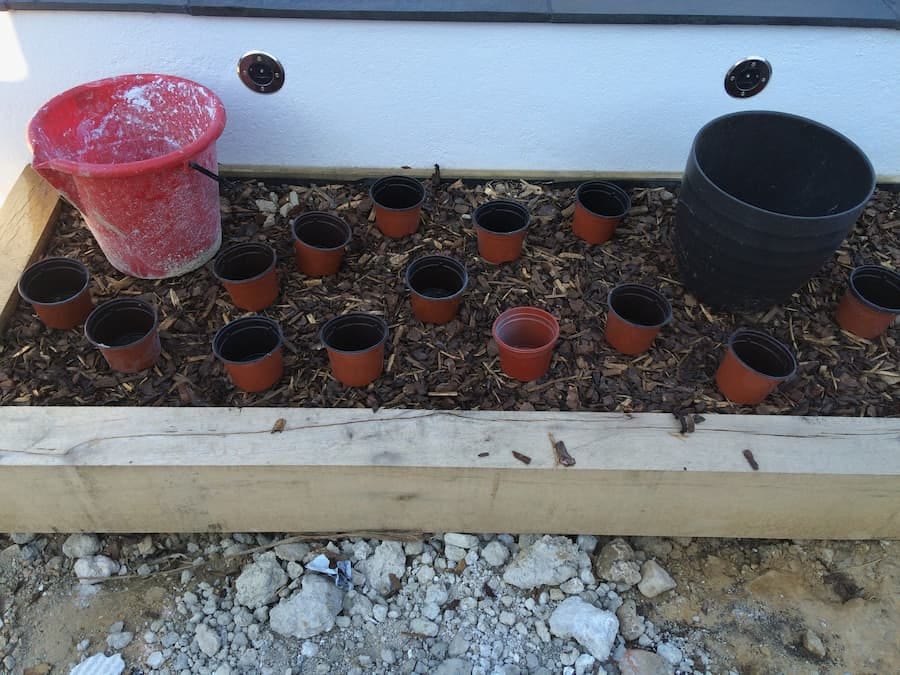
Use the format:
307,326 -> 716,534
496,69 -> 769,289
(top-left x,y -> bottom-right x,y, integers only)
1,531 -> 897,675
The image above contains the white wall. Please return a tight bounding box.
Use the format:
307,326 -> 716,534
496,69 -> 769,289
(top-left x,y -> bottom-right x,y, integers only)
2,11 -> 899,205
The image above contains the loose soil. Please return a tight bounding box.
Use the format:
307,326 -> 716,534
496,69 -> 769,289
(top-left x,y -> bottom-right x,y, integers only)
1,178 -> 897,414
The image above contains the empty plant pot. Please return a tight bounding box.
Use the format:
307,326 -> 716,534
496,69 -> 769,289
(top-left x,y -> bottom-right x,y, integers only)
835,264 -> 900,339
492,306 -> 560,382
571,181 -> 631,244
370,175 -> 426,237
213,316 -> 284,393
292,211 -> 352,276
321,313 -> 389,387
715,329 -> 797,405
473,200 -> 530,264
213,242 -> 279,311
17,257 -> 93,329
405,254 -> 468,324
85,298 -> 160,373
605,284 -> 672,355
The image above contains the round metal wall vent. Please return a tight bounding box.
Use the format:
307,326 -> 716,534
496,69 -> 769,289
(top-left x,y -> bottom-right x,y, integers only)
238,51 -> 285,94
724,57 -> 771,98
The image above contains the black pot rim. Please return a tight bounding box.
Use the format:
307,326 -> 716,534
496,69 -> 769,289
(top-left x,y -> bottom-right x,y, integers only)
576,181 -> 631,219
405,254 -> 468,302
84,298 -> 158,351
212,315 -> 283,366
18,256 -> 90,306
369,175 -> 426,212
212,242 -> 277,284
291,211 -> 352,251
320,312 -> 389,355
847,265 -> 900,314
727,328 -> 798,381
607,283 -> 673,329
690,110 -> 876,222
473,200 -> 531,235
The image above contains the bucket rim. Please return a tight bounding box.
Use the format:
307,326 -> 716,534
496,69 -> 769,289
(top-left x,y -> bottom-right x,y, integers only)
27,73 -> 227,179
689,110 -> 876,222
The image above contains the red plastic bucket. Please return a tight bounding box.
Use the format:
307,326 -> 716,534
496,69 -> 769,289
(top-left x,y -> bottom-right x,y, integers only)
27,74 -> 227,279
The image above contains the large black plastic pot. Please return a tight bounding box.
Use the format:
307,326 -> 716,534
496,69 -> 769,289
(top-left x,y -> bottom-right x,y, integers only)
675,111 -> 875,310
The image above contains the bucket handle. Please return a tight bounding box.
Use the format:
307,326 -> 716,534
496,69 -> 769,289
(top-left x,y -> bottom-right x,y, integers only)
188,161 -> 237,190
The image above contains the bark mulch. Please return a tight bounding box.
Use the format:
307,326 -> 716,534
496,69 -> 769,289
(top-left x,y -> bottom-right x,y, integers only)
1,177 -> 897,416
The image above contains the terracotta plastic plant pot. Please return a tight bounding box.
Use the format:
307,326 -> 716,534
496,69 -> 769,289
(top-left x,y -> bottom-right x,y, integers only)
370,175 -> 426,238
321,313 -> 389,387
605,284 -> 672,355
834,264 -> 900,339
213,242 -> 279,311
213,316 -> 284,393
17,257 -> 93,329
715,329 -> 797,405
473,200 -> 530,264
85,298 -> 160,373
405,254 -> 468,324
491,307 -> 560,382
571,181 -> 631,244
292,211 -> 352,276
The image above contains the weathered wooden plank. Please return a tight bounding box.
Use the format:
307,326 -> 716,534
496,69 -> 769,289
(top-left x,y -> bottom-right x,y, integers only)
1,407 -> 897,537
0,166 -> 61,333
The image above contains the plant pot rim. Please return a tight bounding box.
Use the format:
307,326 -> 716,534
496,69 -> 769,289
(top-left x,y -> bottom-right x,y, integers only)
18,256 -> 90,307
690,110 -> 876,222
727,328 -> 798,381
405,254 -> 468,302
320,312 -> 389,355
213,315 -> 283,366
576,181 -> 631,219
369,175 -> 426,212
473,200 -> 531,236
607,283 -> 673,329
847,264 -> 900,314
212,242 -> 277,284
291,211 -> 352,252
492,306 -> 560,354
84,298 -> 158,351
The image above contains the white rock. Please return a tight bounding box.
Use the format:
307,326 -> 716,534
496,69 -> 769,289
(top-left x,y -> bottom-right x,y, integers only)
195,623 -> 221,657
76,639 -> 90,651
481,541 -> 510,567
575,653 -> 597,675
146,651 -> 165,668
576,535 -> 598,553
549,597 -> 619,661
63,534 -> 101,558
618,649 -> 673,675
499,611 -> 516,626
361,541 -> 406,596
502,536 -> 580,589
352,540 -> 373,561
637,560 -> 676,598
75,555 -> 119,583
235,552 -> 288,609
445,544 -> 466,562
444,533 -> 480,549
656,642 -> 683,665
255,199 -> 277,213
616,599 -> 646,641
803,629 -> 827,658
274,542 -> 310,562
560,578 -> 585,594
10,532 -> 36,545
269,574 -> 343,639
136,535 -> 154,556
70,653 -> 125,675
434,659 -> 472,675
409,617 -> 439,637
372,604 -> 388,622
301,641 -> 319,657
212,665 -> 233,675
106,631 -> 133,650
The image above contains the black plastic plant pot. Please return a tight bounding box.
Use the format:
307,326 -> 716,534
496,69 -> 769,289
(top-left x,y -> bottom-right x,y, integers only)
213,316 -> 284,392
84,298 -> 160,373
405,254 -> 468,324
675,111 -> 876,311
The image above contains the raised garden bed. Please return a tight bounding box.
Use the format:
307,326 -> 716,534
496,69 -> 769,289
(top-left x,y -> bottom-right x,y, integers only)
1,167 -> 898,537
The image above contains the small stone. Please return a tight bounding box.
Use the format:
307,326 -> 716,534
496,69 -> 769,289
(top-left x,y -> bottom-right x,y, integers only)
656,642 -> 682,665
143,630 -> 157,644
381,648 -> 396,664
269,574 -> 343,639
108,621 -> 125,633
362,541 -> 406,596
574,654 -> 596,675
802,629 -> 827,658
549,597 -> 619,661
352,540 -> 373,561
433,658 -> 472,675
448,631 -> 469,657
373,604 -> 388,622
503,536 -> 580,589
146,651 -> 165,668
256,199 -> 277,213
499,611 -> 516,626
195,623 -> 221,657
410,618 -> 439,637
235,552 -> 288,609
534,619 -> 551,643
75,555 -> 119,582
404,541 -> 425,556
106,631 -> 133,650
335,615 -> 351,628
63,534 -> 101,558
444,533 -> 479,549
212,665 -> 233,675
181,569 -> 194,584
10,532 -> 36,545
481,541 -> 510,567
560,578 -> 585,595
137,564 -> 152,577
616,599 -> 646,641
576,535 -> 598,553
137,535 -> 155,556
444,544 -> 466,562
637,560 -> 676,598
560,648 -> 579,666
301,641 -> 319,657
595,539 -> 641,588
660,190 -> 675,201
70,654 -> 125,675
274,542 -> 310,562
76,639 -> 90,652
618,648 -> 673,675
